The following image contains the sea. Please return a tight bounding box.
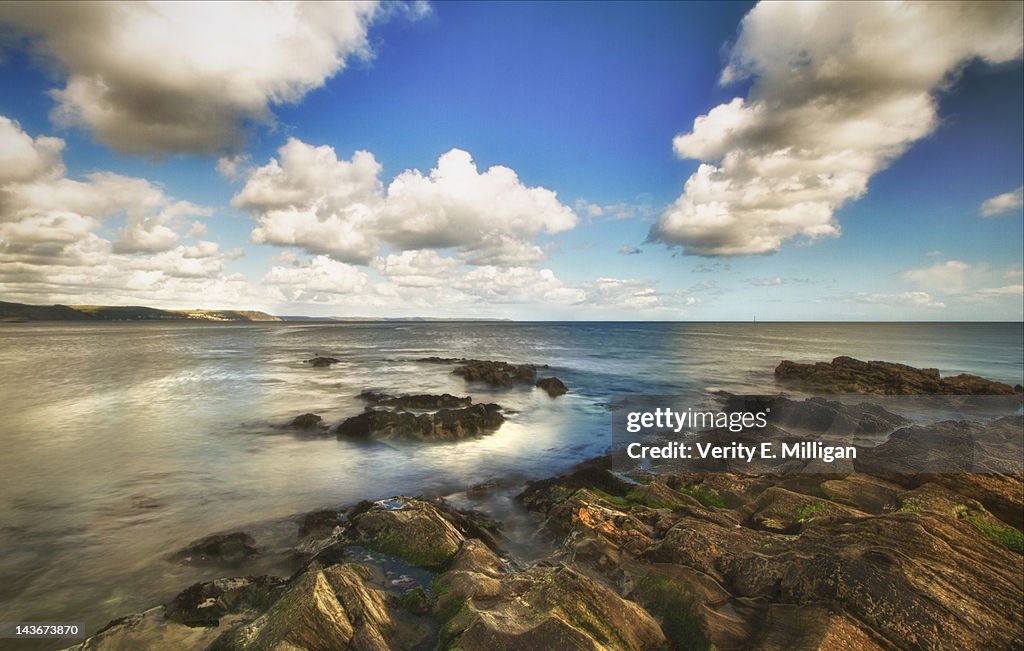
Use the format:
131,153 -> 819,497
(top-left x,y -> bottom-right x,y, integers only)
0,321 -> 1021,647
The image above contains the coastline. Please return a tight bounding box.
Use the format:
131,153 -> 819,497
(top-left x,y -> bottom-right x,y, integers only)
55,357 -> 1023,651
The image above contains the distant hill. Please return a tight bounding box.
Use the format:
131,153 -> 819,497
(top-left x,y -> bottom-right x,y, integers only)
0,301 -> 281,322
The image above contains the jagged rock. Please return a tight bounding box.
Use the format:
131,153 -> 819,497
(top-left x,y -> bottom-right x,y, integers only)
535,377 -> 568,397
213,563 -> 430,650
775,356 -> 1021,395
439,564 -> 666,651
287,413 -> 323,429
454,359 -> 538,386
348,498 -> 465,569
335,403 -> 504,441
305,356 -> 340,368
521,458 -> 1024,651
171,532 -> 258,566
165,576 -> 285,627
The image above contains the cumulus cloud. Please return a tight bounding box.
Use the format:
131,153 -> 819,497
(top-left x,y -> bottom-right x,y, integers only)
235,140 -> 577,266
0,2 -> 385,155
263,255 -> 368,302
618,245 -> 642,256
651,1 -> 1024,256
980,186 -> 1024,217
235,139 -> 383,263
0,116 -> 253,307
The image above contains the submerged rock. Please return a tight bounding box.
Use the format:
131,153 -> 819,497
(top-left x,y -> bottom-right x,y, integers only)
775,356 -> 1022,395
287,413 -> 323,429
305,356 -> 340,368
335,403 -> 504,441
171,532 -> 259,567
535,377 -> 568,397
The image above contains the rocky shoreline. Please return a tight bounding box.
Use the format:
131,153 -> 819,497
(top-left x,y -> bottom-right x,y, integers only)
66,357 -> 1023,650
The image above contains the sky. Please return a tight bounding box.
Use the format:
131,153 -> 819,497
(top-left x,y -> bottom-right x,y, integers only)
0,0 -> 1021,320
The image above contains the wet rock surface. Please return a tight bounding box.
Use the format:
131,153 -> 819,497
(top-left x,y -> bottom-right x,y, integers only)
287,413 -> 324,429
536,376 -> 568,397
776,355 -> 1023,395
170,532 -> 259,567
335,403 -> 505,441
454,359 -> 538,386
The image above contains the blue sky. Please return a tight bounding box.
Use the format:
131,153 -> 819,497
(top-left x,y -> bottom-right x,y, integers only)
0,1 -> 1021,319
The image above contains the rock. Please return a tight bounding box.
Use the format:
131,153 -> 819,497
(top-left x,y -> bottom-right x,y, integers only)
214,563 -> 430,651
439,564 -> 666,651
453,359 -> 538,386
335,403 -> 504,441
287,413 -> 323,429
64,606 -> 236,651
305,356 -> 340,368
535,377 -> 568,397
854,417 -> 1024,475
171,532 -> 258,566
775,356 -> 1021,395
520,460 -> 1024,650
719,393 -> 908,435
359,391 -> 473,409
164,576 -> 285,627
448,538 -> 506,577
347,498 -> 465,569
298,509 -> 341,538
819,474 -> 903,514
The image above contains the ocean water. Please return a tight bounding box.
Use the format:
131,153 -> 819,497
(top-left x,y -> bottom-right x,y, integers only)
0,321 -> 1021,645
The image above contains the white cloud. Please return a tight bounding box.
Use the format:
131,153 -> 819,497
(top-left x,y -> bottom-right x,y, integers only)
372,250 -> 459,288
901,259 -> 1023,303
618,245 -> 642,256
902,260 -> 974,293
263,255 -> 368,301
378,149 -> 576,259
0,116 -> 256,307
583,278 -> 661,310
0,2 -> 386,154
0,116 -> 65,184
217,154 -> 252,182
236,139 -> 383,264
651,1 -> 1024,256
852,292 -> 946,309
980,186 -> 1024,217
748,277 -> 784,286
235,141 -> 577,266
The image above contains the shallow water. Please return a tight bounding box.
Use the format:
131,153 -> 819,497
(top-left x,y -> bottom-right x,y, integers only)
0,321 -> 1020,645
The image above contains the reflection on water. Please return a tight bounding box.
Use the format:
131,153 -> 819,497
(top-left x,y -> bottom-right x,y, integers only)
0,321 -> 1020,644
